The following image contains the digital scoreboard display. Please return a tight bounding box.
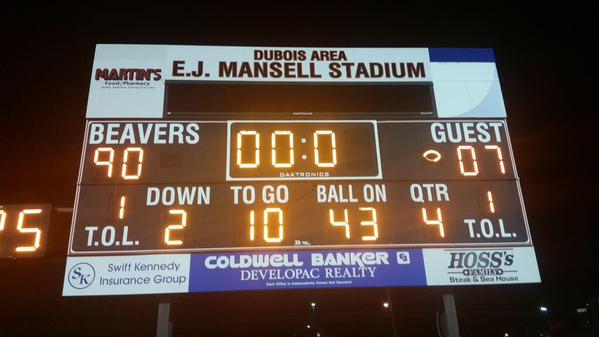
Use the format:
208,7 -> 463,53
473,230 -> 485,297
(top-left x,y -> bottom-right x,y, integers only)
71,119 -> 527,253
63,46 -> 540,296
0,204 -> 50,258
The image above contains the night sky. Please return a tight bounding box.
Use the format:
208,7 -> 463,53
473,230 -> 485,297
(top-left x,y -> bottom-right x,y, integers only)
1,3 -> 597,337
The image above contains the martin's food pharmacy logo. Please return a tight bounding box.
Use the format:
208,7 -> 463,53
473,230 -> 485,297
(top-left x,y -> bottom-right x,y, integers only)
68,262 -> 96,289
94,68 -> 162,88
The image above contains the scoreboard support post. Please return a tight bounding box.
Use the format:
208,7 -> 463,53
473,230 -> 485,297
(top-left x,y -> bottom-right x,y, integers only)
441,294 -> 460,337
589,297 -> 599,337
156,302 -> 172,337
386,288 -> 399,337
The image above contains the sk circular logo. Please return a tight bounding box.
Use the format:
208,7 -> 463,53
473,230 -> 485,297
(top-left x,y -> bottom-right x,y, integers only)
68,263 -> 96,289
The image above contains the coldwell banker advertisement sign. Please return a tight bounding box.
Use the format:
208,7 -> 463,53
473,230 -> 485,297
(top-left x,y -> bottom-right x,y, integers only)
63,248 -> 540,296
63,45 -> 540,296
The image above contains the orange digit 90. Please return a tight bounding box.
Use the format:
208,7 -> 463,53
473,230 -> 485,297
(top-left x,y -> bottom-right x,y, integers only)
93,147 -> 144,180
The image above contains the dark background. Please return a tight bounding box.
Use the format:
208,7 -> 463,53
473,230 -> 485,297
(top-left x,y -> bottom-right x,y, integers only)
0,3 -> 596,337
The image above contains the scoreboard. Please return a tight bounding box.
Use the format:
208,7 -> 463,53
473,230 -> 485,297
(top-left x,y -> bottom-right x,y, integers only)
73,120 -> 526,252
63,46 -> 540,296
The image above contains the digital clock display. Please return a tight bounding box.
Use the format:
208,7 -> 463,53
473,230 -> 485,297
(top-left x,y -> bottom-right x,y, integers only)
1,204 -> 50,258
69,119 -> 529,254
227,121 -> 381,180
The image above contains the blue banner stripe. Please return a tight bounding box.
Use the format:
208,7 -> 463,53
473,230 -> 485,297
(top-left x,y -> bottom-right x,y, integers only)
188,249 -> 427,293
429,48 -> 495,62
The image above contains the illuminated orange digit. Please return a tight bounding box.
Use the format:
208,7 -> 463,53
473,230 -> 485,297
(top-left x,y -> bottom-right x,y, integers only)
484,145 -> 506,174
271,131 -> 294,168
0,210 -> 6,231
94,147 -> 115,177
359,207 -> 379,241
421,207 -> 445,238
237,131 -> 260,168
118,196 -> 126,219
121,147 -> 144,180
314,130 -> 337,168
164,209 -> 187,246
263,208 -> 283,243
329,208 -> 350,239
457,145 -> 479,176
249,210 -> 256,241
487,191 -> 495,213
16,209 -> 43,252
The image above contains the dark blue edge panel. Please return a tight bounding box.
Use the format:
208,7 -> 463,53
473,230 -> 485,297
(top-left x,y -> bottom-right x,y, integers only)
429,48 -> 495,63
